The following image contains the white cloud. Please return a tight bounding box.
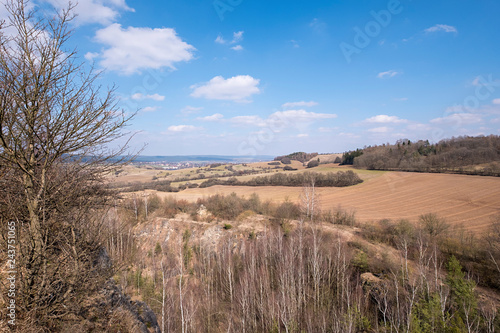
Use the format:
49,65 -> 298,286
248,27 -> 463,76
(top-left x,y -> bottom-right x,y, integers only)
141,106 -> 157,112
131,93 -> 165,101
229,115 -> 266,127
290,40 -> 300,48
215,31 -> 244,45
166,125 -> 200,133
471,75 -> 500,88
406,123 -> 432,131
368,127 -> 390,133
318,127 -> 334,133
339,132 -> 361,139
377,70 -> 400,79
84,52 -> 99,61
190,75 -> 260,102
231,45 -> 244,51
444,105 -> 467,114
269,110 -> 337,123
309,18 -> 327,33
297,134 -> 309,138
215,35 -> 226,44
364,115 -> 408,124
197,113 -> 224,121
493,99 -> 500,105
181,106 -> 203,115
425,24 -> 458,33
232,31 -> 244,43
282,101 -> 318,109
46,0 -> 134,26
430,113 -> 482,124
209,110 -> 336,130
94,24 -> 195,75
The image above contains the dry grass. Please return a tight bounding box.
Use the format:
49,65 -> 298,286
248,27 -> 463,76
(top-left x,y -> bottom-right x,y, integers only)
158,171 -> 500,232
111,162 -> 500,232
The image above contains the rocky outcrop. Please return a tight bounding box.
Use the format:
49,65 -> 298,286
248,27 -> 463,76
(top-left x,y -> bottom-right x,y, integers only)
96,279 -> 161,333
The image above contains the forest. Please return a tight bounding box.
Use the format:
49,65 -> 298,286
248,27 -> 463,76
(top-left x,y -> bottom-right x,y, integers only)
342,136 -> 500,176
107,192 -> 500,333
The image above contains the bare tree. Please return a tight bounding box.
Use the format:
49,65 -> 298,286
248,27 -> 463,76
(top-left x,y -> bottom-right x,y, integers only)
0,0 -> 133,326
300,176 -> 320,222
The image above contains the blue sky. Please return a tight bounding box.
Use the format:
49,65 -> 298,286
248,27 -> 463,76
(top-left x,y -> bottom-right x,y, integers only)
19,0 -> 500,155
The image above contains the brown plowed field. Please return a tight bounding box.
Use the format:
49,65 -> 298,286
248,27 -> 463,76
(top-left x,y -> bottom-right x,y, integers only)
161,171 -> 500,232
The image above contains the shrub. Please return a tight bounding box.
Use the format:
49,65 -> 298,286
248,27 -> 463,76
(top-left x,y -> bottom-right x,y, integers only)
237,210 -> 256,221
307,159 -> 320,168
273,201 -> 301,221
223,223 -> 233,230
419,213 -> 449,238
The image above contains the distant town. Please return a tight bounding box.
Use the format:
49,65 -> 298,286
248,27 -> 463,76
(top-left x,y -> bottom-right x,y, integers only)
133,161 -> 209,170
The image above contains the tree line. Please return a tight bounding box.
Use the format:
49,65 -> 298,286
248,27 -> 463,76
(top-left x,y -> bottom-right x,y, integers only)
342,136 -> 500,176
274,152 -> 319,164
199,170 -> 363,188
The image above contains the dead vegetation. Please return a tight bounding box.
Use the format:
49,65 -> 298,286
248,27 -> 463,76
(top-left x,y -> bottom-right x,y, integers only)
110,191 -> 500,333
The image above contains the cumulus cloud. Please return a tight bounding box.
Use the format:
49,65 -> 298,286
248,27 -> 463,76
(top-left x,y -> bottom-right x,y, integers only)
231,45 -> 244,51
377,70 -> 401,79
281,101 -> 318,109
425,24 -> 458,33
232,31 -> 244,43
45,0 -> 134,26
84,52 -> 99,61
131,93 -> 165,101
141,106 -> 157,112
229,115 -> 266,127
197,113 -> 224,121
406,123 -> 432,131
364,115 -> 408,124
181,106 -> 204,115
194,110 -> 335,131
367,127 -> 390,133
215,35 -> 226,44
93,24 -> 195,75
493,99 -> 500,105
297,134 -> 309,138
430,113 -> 482,125
190,75 -> 260,102
215,31 -> 244,44
165,125 -> 200,133
270,110 -> 337,123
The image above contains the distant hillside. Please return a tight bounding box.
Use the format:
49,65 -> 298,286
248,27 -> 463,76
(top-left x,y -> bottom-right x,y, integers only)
274,152 -> 319,164
132,155 -> 274,163
343,135 -> 500,176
